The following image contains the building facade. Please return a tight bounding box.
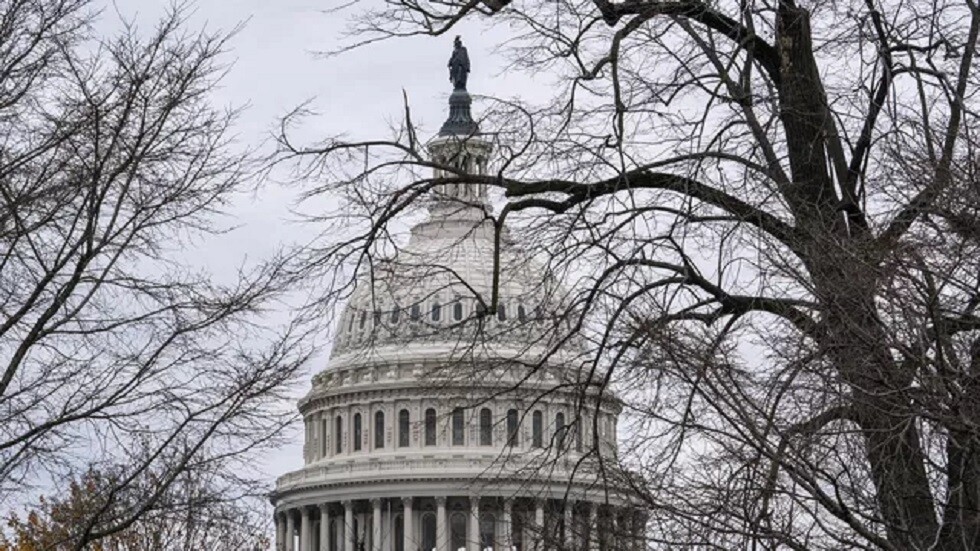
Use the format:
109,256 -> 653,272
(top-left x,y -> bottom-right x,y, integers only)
271,44 -> 641,551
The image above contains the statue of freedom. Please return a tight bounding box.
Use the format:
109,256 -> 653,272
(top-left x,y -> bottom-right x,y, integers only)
448,36 -> 470,91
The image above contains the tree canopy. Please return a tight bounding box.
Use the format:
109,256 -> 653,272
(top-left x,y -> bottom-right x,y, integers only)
1,466 -> 268,551
281,0 -> 980,548
0,1 -> 306,547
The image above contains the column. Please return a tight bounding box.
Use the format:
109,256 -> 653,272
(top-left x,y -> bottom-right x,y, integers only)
588,505 -> 598,551
563,504 -> 573,550
534,501 -> 544,551
344,501 -> 355,551
321,504 -> 331,551
468,497 -> 480,551
608,509 -> 619,551
501,500 -> 512,551
277,513 -> 286,551
403,497 -> 415,551
287,510 -> 296,551
301,507 -> 313,551
373,499 -> 383,551
436,497 -> 448,551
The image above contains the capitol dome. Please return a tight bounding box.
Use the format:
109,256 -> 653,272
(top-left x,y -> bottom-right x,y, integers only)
328,187 -> 562,364
272,42 -> 642,551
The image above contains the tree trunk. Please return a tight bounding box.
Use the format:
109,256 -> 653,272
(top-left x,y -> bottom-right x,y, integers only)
939,343 -> 980,550
817,264 -> 939,547
939,432 -> 980,550
776,5 -> 940,546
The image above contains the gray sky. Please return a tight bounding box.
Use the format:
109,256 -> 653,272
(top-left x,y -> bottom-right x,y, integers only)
104,0 -> 542,484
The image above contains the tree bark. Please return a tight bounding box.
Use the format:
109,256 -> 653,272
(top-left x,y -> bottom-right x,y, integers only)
816,267 -> 939,547
939,343 -> 980,550
776,4 -> 940,547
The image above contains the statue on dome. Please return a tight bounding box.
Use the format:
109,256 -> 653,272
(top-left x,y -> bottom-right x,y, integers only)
448,36 -> 470,91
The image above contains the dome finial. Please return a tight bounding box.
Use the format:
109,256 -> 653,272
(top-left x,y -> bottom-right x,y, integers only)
448,36 -> 470,91
440,37 -> 479,136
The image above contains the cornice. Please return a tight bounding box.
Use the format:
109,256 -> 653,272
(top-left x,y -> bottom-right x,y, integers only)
297,379 -> 622,416
272,467 -> 639,508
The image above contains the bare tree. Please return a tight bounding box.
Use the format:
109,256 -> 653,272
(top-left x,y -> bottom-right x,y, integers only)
0,1 -> 307,547
278,0 -> 980,548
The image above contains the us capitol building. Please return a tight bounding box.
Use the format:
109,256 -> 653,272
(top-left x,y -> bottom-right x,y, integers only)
272,40 -> 644,551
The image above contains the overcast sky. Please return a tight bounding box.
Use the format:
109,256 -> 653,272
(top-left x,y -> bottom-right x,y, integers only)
100,0 -> 543,485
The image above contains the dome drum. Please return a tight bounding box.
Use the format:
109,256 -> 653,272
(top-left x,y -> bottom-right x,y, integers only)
293,390 -> 621,465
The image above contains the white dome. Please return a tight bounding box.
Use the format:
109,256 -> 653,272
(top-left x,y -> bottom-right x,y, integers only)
327,135 -> 581,375
331,204 -> 563,363
273,132 -> 637,551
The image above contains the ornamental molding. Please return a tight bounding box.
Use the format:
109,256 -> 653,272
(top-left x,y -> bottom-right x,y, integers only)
273,457 -> 638,506
315,352 -> 589,386
298,380 -> 621,416
276,453 -> 616,490
273,475 -> 633,504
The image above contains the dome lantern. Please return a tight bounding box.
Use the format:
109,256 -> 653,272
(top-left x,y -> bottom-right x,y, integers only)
429,36 -> 492,210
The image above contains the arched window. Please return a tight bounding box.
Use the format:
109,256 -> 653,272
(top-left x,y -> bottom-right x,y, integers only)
390,307 -> 400,324
399,409 -> 410,448
432,301 -> 442,322
453,302 -> 464,321
480,514 -> 496,551
410,304 -> 421,321
496,303 -> 507,321
359,311 -> 367,329
395,515 -> 405,551
353,413 -> 362,451
576,419 -> 583,452
424,408 -> 437,446
452,408 -> 465,446
450,512 -> 467,551
335,415 -> 343,454
555,412 -> 566,447
375,411 -> 385,449
517,304 -> 527,323
479,408 -> 493,446
321,418 -> 328,457
532,410 -> 543,448
421,513 -> 437,551
507,409 -> 519,447
511,511 -> 524,551
374,310 -> 382,326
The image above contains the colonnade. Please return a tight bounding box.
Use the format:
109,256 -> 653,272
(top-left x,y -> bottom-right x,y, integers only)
275,496 -> 645,551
